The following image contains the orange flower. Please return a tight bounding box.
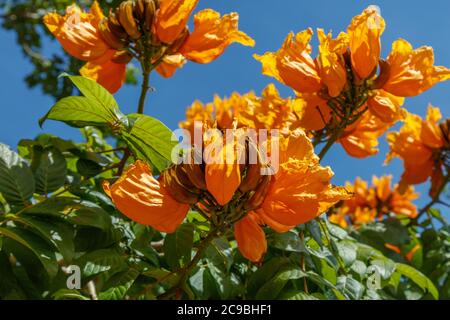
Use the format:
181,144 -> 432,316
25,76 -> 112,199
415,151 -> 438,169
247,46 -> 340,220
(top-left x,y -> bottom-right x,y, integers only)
383,39 -> 450,97
44,2 -> 127,93
254,29 -> 322,94
348,5 -> 385,80
102,160 -> 190,233
256,131 -> 351,233
254,5 -> 449,161
179,84 -> 296,138
329,175 -> 418,227
291,93 -> 331,131
339,112 -> 390,158
105,130 -> 350,262
316,29 -> 348,97
367,90 -> 405,124
44,0 -> 254,93
179,9 -> 255,63
386,106 -> 447,194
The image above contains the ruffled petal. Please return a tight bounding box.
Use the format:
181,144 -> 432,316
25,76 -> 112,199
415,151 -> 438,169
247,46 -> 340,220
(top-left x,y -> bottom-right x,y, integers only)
43,2 -> 110,61
180,9 -> 255,63
155,0 -> 199,43
254,29 -> 322,93
384,39 -> 450,96
348,6 -> 385,79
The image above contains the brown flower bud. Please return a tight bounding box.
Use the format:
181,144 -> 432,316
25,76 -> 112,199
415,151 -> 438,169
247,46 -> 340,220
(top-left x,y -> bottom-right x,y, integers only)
168,28 -> 190,54
244,175 -> 272,211
182,163 -> 207,190
99,18 -> 126,50
161,166 -> 199,205
371,59 -> 391,90
117,0 -> 142,40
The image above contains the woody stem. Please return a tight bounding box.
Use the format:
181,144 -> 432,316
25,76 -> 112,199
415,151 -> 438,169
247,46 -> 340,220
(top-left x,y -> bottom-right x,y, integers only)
137,65 -> 151,114
318,125 -> 345,161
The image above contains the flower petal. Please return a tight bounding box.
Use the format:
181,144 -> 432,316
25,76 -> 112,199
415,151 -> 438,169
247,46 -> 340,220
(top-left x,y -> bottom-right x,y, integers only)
384,39 -> 450,96
43,2 -> 110,61
155,0 -> 199,43
348,6 -> 385,79
234,213 -> 267,262
254,29 -> 322,93
180,9 -> 255,64
103,161 -> 189,233
80,57 -> 127,93
156,54 -> 187,78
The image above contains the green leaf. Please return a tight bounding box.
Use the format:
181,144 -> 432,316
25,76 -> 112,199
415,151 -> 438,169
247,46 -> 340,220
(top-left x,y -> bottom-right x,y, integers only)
0,226 -> 59,277
370,259 -> 396,280
189,266 -> 214,299
121,114 -> 177,172
98,268 -> 140,300
76,158 -> 103,177
205,237 -> 233,272
270,231 -> 305,252
39,97 -> 115,128
307,219 -> 323,246
39,76 -> 124,128
75,249 -> 127,278
32,147 -> 67,195
336,276 -> 364,300
247,257 -> 291,297
336,241 -> 357,267
0,143 -> 35,206
163,223 -> 194,270
23,197 -> 112,231
279,291 -> 320,300
52,289 -> 90,300
67,75 -> 119,117
12,215 -> 75,263
395,263 -> 439,300
255,264 -> 306,299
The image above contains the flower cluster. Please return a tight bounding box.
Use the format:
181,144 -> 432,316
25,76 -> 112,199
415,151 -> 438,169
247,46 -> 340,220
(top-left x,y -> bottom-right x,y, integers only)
44,0 -> 254,93
329,175 -> 418,228
387,106 -> 450,196
254,6 -> 450,158
103,88 -> 351,262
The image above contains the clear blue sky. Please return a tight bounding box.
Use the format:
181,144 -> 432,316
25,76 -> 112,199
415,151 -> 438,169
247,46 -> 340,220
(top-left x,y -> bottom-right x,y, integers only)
0,0 -> 449,213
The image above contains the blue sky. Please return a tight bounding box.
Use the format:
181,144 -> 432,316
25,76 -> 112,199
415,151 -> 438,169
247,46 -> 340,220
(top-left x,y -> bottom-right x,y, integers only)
0,0 -> 449,213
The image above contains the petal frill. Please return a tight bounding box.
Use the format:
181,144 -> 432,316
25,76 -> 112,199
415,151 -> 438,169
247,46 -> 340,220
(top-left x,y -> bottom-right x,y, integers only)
180,9 -> 255,64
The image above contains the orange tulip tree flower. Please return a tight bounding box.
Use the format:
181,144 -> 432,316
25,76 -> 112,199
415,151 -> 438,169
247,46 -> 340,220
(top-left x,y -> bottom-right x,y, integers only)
254,5 -> 450,159
103,85 -> 350,262
44,0 -> 255,93
179,84 -> 297,137
329,175 -> 418,228
386,106 -> 450,197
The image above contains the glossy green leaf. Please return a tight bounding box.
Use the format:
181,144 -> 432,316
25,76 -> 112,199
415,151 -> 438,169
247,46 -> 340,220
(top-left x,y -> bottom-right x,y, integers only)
395,263 -> 439,300
0,226 -> 58,277
0,143 -> 35,206
12,215 -> 75,262
32,147 -> 67,194
98,268 -> 140,300
163,223 -> 194,270
121,114 -> 177,172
